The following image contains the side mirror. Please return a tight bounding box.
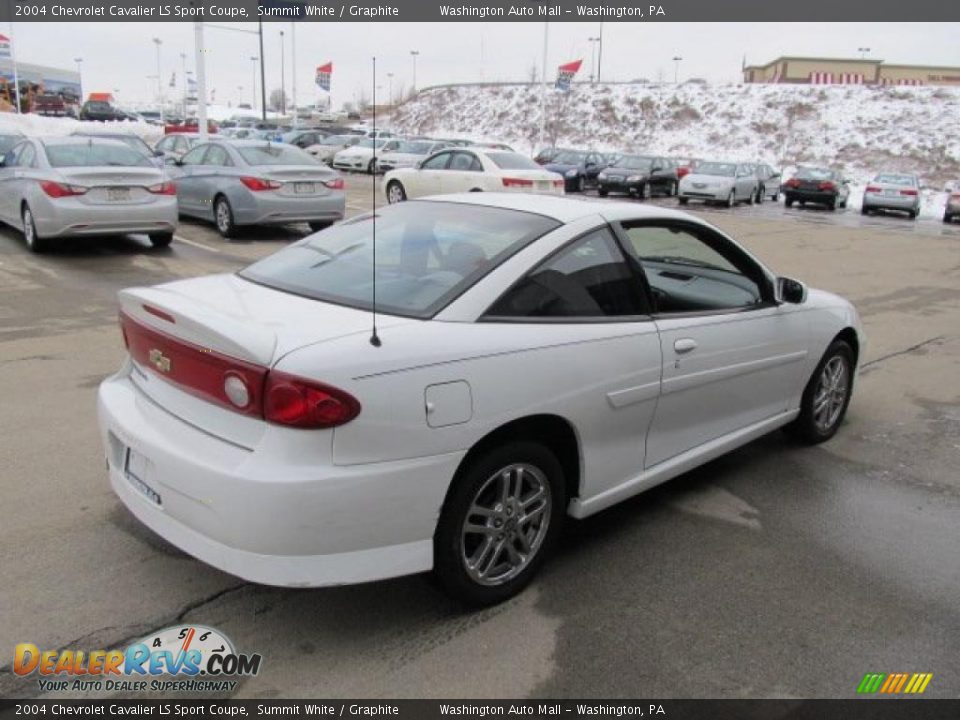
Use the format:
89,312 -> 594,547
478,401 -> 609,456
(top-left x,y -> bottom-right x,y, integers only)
414,160 -> 424,170
154,150 -> 164,157
776,276 -> 807,305
651,165 -> 663,172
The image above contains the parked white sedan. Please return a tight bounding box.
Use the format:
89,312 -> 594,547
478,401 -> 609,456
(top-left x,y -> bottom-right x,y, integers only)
383,148 -> 564,204
98,194 -> 863,605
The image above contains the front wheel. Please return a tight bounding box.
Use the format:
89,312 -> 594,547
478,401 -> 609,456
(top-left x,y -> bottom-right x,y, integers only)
433,441 -> 566,606
214,196 -> 238,239
785,340 -> 854,444
756,186 -> 764,204
367,159 -> 377,175
386,181 -> 407,204
726,190 -> 735,208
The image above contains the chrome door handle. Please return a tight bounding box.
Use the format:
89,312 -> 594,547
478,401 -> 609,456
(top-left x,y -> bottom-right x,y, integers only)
674,338 -> 698,354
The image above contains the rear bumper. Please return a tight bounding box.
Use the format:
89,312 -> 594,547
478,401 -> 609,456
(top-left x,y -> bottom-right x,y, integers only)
862,193 -> 919,212
599,179 -> 643,194
784,190 -> 838,205
233,192 -> 346,227
679,188 -> 726,201
34,197 -> 178,238
97,370 -> 462,587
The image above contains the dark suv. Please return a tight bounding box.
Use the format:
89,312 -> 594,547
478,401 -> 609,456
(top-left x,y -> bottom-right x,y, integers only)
782,167 -> 851,210
79,100 -> 126,122
597,155 -> 678,199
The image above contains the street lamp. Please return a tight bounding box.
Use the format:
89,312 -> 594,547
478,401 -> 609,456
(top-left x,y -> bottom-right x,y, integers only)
250,56 -> 259,111
858,47 -> 871,59
73,57 -> 83,100
587,38 -> 599,83
672,55 -> 683,84
152,37 -> 164,124
279,30 -> 286,114
410,50 -> 420,93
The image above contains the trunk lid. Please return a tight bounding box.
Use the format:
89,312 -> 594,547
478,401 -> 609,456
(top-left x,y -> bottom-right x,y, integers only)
118,274 -> 412,447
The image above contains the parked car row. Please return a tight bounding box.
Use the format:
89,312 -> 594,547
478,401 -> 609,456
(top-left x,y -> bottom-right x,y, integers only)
0,133 -> 347,252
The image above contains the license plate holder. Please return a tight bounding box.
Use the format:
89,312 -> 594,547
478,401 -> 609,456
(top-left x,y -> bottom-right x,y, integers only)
107,187 -> 130,202
294,182 -> 315,194
124,446 -> 162,506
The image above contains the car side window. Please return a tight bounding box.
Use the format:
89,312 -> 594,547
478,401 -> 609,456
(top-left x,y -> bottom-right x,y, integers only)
486,227 -> 648,320
17,144 -> 36,168
175,137 -> 190,154
202,145 -> 232,166
180,146 -> 207,166
421,152 -> 452,170
620,222 -> 766,314
4,143 -> 24,166
450,152 -> 480,171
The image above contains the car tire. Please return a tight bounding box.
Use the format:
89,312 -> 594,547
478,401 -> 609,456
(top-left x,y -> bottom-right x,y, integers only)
785,198 -> 794,208
785,339 -> 855,445
576,176 -> 585,193
670,181 -> 679,197
861,206 -> 870,215
367,159 -> 377,175
433,441 -> 566,607
748,189 -> 756,205
308,221 -> 334,233
641,183 -> 651,200
597,187 -> 608,197
827,200 -> 837,211
756,186 -> 764,204
678,197 -> 689,205
771,190 -> 779,202
908,210 -> 917,220
944,213 -> 953,223
148,232 -> 174,248
22,205 -> 48,254
726,190 -> 735,208
386,181 -> 406,204
214,195 -> 238,239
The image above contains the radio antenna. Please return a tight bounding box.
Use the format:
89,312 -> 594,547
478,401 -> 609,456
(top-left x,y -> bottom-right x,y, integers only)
369,55 -> 382,348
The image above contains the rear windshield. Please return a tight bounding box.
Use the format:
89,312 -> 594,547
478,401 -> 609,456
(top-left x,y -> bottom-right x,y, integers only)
552,151 -> 586,165
239,201 -> 560,319
237,144 -> 318,166
395,141 -> 434,154
77,135 -> 153,158
44,142 -> 152,168
795,167 -> 836,180
874,173 -> 916,186
487,152 -> 540,170
696,162 -> 737,177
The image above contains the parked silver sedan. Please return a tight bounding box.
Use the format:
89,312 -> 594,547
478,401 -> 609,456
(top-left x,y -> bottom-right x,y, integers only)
678,161 -> 759,207
861,173 -> 921,219
167,140 -> 346,237
0,136 -> 178,253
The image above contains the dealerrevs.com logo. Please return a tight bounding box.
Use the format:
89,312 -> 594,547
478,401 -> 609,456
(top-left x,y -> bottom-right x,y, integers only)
857,672 -> 934,695
14,625 -> 262,693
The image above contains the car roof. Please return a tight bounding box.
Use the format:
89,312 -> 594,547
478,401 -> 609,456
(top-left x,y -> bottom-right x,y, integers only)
420,192 -> 699,225
39,136 -> 132,147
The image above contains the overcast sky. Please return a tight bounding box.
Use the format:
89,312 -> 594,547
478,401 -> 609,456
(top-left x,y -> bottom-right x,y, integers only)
7,21 -> 960,109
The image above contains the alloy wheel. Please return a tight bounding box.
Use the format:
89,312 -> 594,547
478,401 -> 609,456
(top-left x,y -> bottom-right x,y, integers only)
812,356 -> 849,433
216,200 -> 231,233
387,183 -> 405,204
460,463 -> 552,587
23,208 -> 35,248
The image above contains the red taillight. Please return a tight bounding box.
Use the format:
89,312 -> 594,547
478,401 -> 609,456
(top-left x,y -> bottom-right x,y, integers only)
41,181 -> 88,198
818,181 -> 836,191
900,188 -> 918,196
786,178 -> 800,188
147,181 -> 176,195
677,167 -> 691,178
119,312 -> 360,428
240,176 -> 282,191
951,192 -> 960,199
865,185 -> 882,193
323,178 -> 345,190
553,179 -> 564,188
502,177 -> 534,188
264,371 -> 361,429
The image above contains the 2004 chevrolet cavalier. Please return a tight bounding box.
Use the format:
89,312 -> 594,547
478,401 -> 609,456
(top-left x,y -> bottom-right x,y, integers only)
98,194 -> 864,605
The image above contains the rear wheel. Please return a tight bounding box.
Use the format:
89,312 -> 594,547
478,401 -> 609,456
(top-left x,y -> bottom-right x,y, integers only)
386,180 -> 407,204
433,441 -> 565,606
827,199 -> 837,211
576,175 -> 585,193
148,232 -> 174,248
908,210 -> 917,220
755,186 -> 764,204
214,196 -> 238,239
641,183 -> 651,200
308,221 -> 334,233
597,187 -> 609,197
785,198 -> 794,208
771,189 -> 779,202
785,340 -> 854,444
861,206 -> 870,215
22,206 -> 48,253
726,190 -> 735,208
945,213 -> 953,223
678,196 -> 689,205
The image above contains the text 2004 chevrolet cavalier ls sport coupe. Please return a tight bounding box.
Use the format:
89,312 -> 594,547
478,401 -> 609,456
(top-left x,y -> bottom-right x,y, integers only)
98,194 -> 864,605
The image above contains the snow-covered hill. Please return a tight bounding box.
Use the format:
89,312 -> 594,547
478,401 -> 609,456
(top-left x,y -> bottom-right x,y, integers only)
389,82 -> 960,186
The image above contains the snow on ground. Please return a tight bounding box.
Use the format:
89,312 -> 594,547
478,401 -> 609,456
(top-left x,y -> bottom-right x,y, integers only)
389,82 -> 960,189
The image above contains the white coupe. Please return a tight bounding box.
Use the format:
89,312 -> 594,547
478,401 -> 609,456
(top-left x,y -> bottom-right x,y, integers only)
98,194 -> 863,605
383,148 -> 564,204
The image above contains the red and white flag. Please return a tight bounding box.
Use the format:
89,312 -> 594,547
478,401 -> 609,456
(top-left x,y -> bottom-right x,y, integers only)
0,34 -> 12,60
315,62 -> 332,92
555,59 -> 582,92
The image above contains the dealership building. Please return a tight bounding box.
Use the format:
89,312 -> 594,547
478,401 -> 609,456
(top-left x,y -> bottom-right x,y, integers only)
743,56 -> 960,86
0,58 -> 82,101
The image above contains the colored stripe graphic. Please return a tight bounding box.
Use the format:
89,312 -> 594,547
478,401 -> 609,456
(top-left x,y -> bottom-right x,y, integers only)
858,672 -> 932,694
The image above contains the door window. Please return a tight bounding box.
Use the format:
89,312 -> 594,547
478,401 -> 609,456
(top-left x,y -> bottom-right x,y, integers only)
180,146 -> 207,166
486,228 -> 649,319
202,145 -> 232,166
421,152 -> 452,170
450,152 -> 481,171
620,223 -> 766,314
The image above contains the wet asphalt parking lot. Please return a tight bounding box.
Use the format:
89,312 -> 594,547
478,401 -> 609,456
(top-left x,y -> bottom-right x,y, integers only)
1,174 -> 958,699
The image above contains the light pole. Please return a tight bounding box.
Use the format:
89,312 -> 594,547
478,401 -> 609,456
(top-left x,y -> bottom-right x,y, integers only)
279,30 -> 286,114
858,47 -> 871,59
587,38 -> 599,82
410,50 -> 419,93
290,22 -> 298,127
152,37 -> 164,124
672,55 -> 682,84
73,57 -> 83,101
180,52 -> 188,118
250,56 -> 258,111
387,72 -> 394,105
596,22 -> 603,82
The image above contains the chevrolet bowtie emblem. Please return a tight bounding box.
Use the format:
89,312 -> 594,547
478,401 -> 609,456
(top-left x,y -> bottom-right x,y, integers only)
148,348 -> 171,373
